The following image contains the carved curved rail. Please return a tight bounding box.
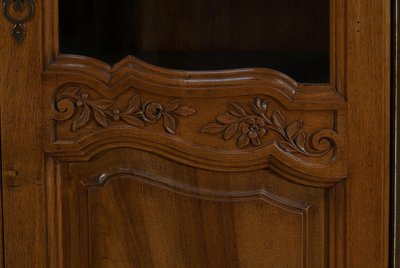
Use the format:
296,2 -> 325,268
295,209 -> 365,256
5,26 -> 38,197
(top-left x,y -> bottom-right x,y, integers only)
52,88 -> 335,156
43,55 -> 347,185
45,130 -> 344,186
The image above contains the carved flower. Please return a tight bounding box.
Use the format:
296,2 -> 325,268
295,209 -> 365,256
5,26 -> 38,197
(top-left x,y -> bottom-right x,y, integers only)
143,101 -> 163,123
202,97 -> 335,156
112,110 -> 121,121
239,118 -> 267,146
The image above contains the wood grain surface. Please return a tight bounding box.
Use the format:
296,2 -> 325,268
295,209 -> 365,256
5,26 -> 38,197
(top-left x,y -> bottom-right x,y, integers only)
0,0 -> 391,267
0,0 -> 46,267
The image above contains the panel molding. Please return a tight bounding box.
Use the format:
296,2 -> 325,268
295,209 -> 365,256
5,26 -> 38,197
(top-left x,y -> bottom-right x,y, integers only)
86,169 -> 312,266
45,55 -> 346,107
44,153 -> 346,267
45,134 -> 344,186
85,169 -> 311,212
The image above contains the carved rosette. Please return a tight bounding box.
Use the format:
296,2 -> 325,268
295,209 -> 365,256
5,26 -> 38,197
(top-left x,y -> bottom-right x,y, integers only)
54,87 -> 196,134
201,97 -> 335,156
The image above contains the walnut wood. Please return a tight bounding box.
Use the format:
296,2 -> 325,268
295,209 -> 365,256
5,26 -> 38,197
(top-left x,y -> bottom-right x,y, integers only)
42,55 -> 346,185
0,0 -> 391,267
0,1 -> 46,267
346,0 -> 391,266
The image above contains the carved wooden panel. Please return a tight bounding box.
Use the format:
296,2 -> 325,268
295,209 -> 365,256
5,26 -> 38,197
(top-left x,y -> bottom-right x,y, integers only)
0,0 -> 390,265
47,148 -> 341,267
43,55 -> 346,183
42,52 -> 347,267
39,1 -> 350,265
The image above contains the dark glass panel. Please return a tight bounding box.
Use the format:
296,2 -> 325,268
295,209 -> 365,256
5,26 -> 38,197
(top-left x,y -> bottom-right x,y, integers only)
59,0 -> 329,83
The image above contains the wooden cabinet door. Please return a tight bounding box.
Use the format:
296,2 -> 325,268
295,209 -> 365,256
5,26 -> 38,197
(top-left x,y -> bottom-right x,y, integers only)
0,0 -> 390,267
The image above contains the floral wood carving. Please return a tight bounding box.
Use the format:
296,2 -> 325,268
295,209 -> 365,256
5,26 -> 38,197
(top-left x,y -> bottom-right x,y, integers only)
201,97 -> 334,156
55,87 -> 196,134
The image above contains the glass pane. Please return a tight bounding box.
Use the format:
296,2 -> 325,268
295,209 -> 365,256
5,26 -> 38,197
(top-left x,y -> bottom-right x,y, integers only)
59,0 -> 329,83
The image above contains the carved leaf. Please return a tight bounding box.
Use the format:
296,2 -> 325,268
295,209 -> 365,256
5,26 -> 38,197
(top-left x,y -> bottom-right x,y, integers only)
277,141 -> 297,153
272,110 -> 285,128
237,134 -> 250,148
165,99 -> 181,112
286,120 -> 303,139
125,95 -> 141,114
216,113 -> 239,124
261,100 -> 268,111
228,103 -> 247,117
295,131 -> 307,152
201,123 -> 227,133
224,123 -> 239,140
251,99 -> 268,115
56,90 -> 195,135
72,104 -> 91,132
92,107 -> 108,127
255,97 -> 262,108
251,103 -> 261,115
61,86 -> 80,97
173,106 -> 196,116
163,113 -> 177,134
120,115 -> 145,127
93,99 -> 113,109
251,137 -> 261,146
255,97 -> 268,111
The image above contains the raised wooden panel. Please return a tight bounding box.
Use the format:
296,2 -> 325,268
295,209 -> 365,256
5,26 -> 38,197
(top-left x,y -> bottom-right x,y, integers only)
88,178 -> 309,267
47,148 -> 339,268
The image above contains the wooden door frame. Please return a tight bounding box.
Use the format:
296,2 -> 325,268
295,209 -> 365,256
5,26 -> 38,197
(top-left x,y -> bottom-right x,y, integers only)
0,0 -> 391,267
392,0 -> 400,266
